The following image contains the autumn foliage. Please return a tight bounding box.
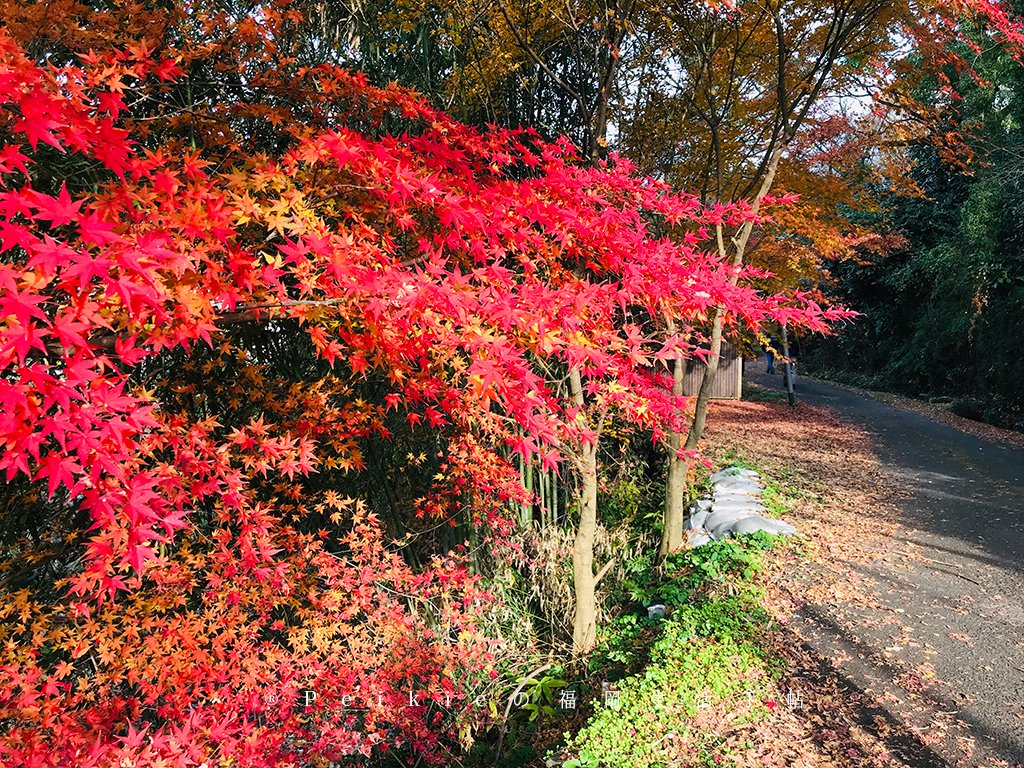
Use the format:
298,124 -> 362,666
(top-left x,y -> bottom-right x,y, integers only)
0,6 -> 854,767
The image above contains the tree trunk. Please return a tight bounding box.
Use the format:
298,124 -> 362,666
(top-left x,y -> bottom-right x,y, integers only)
572,439 -> 599,655
659,352 -> 687,556
683,308 -> 726,453
782,324 -> 795,407
569,368 -> 598,655
681,142 -> 787,453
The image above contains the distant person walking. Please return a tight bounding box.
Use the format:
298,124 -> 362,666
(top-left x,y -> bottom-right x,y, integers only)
765,339 -> 777,374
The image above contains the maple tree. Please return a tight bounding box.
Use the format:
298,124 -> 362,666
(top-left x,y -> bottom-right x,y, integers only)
11,0 -> 1021,763
611,0 -> 904,553
345,0 -> 923,553
606,0 -> 1024,553
0,7 -> 856,763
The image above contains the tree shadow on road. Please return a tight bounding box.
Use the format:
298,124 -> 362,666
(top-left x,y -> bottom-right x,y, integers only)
772,605 -> 1021,768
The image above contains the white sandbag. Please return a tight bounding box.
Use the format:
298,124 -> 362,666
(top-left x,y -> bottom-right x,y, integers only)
685,529 -> 713,548
729,515 -> 798,537
713,476 -> 764,493
716,494 -> 762,506
705,508 -> 756,538
709,467 -> 760,484
711,499 -> 767,516
687,500 -> 712,530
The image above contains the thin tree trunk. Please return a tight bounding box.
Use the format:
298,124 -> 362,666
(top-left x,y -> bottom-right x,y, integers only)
551,466 -> 558,526
781,324 -> 795,407
467,507 -> 479,575
525,454 -> 534,524
569,368 -> 598,655
538,463 -> 547,528
519,453 -> 532,527
682,142 -> 787,453
572,441 -> 598,655
659,350 -> 687,556
683,309 -> 727,453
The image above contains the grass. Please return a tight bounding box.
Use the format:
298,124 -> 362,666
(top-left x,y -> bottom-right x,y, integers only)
483,461 -> 812,768
559,531 -> 788,768
741,382 -> 790,403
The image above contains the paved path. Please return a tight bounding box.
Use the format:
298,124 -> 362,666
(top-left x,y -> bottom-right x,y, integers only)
750,367 -> 1024,766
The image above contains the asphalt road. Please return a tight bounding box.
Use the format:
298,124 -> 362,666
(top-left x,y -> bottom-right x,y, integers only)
751,367 -> 1024,766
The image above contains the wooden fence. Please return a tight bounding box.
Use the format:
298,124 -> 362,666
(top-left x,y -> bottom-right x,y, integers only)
682,341 -> 743,400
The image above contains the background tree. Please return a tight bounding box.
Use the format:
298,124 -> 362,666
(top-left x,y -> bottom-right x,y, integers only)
805,7 -> 1024,430
615,0 -> 902,553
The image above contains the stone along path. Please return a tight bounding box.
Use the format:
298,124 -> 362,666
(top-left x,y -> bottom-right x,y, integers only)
749,366 -> 1024,767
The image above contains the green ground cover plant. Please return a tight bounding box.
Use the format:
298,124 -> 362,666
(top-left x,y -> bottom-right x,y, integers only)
560,529 -> 788,768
